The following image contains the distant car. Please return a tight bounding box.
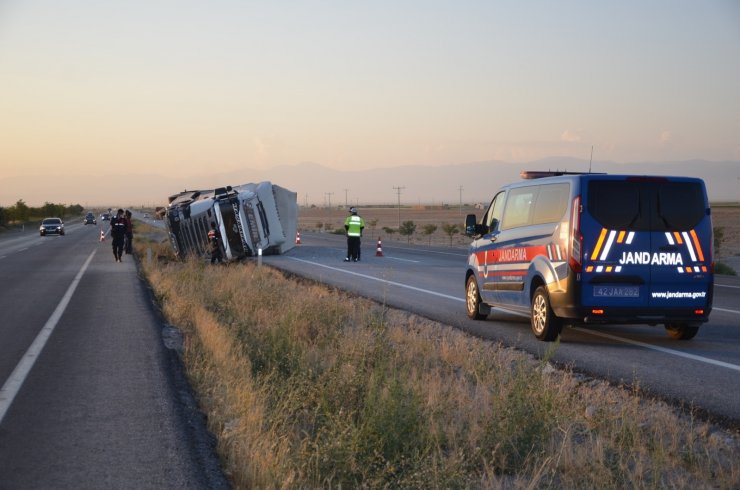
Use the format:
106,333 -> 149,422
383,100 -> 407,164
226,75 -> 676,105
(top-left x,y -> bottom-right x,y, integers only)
40,217 -> 65,236
101,213 -> 111,221
84,213 -> 96,225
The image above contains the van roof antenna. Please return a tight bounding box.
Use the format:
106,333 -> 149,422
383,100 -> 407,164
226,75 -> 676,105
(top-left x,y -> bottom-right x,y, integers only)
589,145 -> 594,173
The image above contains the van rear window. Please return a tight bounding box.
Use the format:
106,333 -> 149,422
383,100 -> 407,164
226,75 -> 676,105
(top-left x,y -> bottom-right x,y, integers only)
588,182 -> 641,229
656,182 -> 705,230
588,180 -> 705,231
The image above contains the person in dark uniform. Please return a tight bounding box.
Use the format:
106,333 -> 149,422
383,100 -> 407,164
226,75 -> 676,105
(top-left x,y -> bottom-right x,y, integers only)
208,221 -> 223,264
110,208 -> 127,262
124,209 -> 134,255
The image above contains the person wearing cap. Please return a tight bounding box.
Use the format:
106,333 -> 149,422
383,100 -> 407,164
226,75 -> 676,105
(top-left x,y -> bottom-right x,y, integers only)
344,207 -> 365,262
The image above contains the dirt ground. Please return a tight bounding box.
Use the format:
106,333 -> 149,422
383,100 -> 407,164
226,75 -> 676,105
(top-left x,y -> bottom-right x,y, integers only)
711,205 -> 740,265
298,205 -> 474,247
298,204 -> 740,260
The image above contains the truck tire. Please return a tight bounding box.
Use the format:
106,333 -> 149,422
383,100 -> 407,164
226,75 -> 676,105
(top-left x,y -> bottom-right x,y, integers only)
531,286 -> 562,341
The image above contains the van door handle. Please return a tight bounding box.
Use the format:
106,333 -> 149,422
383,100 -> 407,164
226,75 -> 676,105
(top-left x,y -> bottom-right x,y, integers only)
660,245 -> 679,252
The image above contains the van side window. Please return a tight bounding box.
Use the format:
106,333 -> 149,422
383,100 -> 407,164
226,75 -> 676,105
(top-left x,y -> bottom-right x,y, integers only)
532,183 -> 569,225
483,191 -> 505,231
501,187 -> 536,230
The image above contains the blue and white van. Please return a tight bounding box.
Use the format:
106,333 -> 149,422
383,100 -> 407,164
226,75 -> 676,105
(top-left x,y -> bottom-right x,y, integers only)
464,171 -> 713,341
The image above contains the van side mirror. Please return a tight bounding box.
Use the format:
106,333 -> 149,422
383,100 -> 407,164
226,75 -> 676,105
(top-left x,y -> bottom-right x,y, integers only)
465,214 -> 489,236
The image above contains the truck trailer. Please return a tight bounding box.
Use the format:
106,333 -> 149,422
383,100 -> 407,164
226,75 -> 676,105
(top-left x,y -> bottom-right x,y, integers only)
164,181 -> 298,261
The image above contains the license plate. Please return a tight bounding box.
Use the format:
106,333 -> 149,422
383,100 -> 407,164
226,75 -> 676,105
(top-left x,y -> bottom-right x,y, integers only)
593,286 -> 639,298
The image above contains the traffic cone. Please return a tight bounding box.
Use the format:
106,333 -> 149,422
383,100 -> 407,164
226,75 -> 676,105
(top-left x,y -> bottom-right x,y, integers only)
375,238 -> 384,257
99,229 -> 105,242
295,231 -> 301,245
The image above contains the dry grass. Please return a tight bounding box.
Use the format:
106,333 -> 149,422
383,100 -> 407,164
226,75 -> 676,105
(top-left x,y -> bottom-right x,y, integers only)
134,231 -> 739,489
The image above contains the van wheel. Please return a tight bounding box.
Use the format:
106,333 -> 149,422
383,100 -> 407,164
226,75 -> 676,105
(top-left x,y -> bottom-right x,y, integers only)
665,323 -> 699,340
466,276 -> 487,320
531,286 -> 562,341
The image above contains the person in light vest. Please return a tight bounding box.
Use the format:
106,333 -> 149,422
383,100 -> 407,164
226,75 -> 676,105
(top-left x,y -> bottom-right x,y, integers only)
344,207 -> 365,262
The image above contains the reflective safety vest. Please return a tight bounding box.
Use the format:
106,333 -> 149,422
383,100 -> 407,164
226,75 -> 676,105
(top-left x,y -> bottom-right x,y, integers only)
345,215 -> 364,237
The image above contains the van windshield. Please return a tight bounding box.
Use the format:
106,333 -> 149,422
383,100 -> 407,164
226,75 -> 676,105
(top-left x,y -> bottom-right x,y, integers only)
587,180 -> 705,231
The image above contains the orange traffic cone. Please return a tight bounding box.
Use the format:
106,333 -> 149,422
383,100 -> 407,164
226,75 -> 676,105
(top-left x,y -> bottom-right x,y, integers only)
296,231 -> 301,244
99,229 -> 105,242
375,238 -> 384,257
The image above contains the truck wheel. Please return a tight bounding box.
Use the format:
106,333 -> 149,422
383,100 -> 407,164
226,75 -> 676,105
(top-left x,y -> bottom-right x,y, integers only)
466,275 -> 487,320
531,286 -> 562,341
665,323 -> 699,340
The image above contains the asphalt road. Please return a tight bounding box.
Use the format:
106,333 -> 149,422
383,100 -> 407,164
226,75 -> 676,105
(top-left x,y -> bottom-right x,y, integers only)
0,220 -> 228,489
264,231 -> 740,426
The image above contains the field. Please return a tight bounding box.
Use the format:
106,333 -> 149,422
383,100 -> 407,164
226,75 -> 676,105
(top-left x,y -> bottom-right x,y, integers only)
299,205 -> 486,247
300,204 -> 740,263
710,204 -> 740,263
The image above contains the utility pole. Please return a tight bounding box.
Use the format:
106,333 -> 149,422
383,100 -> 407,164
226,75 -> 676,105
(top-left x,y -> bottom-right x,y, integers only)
344,188 -> 349,207
393,186 -> 405,229
325,192 -> 333,209
458,185 -> 464,216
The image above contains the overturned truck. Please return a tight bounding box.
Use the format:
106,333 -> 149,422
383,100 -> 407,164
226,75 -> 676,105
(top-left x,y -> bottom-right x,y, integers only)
164,182 -> 298,261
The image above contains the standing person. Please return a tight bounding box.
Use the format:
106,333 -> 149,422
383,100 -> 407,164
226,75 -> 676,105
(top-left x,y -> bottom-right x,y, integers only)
124,210 -> 134,255
344,207 -> 364,262
110,208 -> 127,262
208,221 -> 223,264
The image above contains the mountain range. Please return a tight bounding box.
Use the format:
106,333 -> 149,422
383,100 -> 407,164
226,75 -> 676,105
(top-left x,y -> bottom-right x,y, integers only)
1,158 -> 738,208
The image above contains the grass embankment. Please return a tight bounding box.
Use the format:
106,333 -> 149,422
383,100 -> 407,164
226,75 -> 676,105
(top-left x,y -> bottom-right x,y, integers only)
134,233 -> 739,489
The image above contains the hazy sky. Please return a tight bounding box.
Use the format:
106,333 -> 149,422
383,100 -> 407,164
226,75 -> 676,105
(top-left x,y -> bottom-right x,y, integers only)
1,1 -> 739,205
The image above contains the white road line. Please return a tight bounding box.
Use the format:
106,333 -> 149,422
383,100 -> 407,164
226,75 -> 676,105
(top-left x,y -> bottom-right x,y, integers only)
572,327 -> 740,372
0,249 -> 97,424
386,256 -> 421,263
19,248 -> 28,252
289,257 -> 462,302
288,256 -> 740,373
715,284 -> 740,289
713,307 -> 740,315
0,256 -> 5,260
384,246 -> 466,257
330,245 -> 421,263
